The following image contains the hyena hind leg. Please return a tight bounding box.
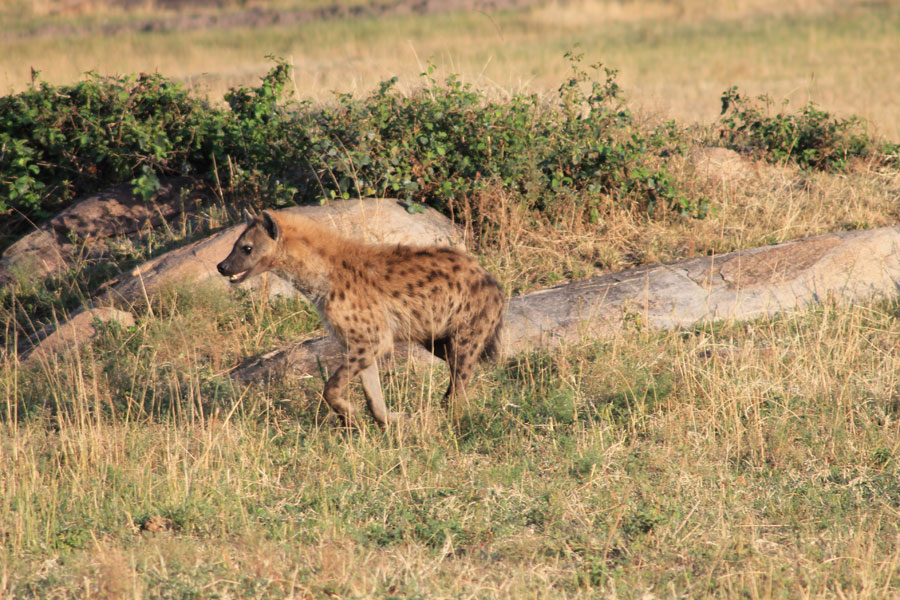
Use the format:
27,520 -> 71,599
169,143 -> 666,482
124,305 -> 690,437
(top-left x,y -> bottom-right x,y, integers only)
440,336 -> 482,404
441,308 -> 503,403
426,336 -> 474,402
428,337 -> 451,362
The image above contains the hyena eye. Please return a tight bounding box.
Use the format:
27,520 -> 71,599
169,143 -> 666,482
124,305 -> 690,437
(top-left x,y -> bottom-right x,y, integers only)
241,245 -> 252,254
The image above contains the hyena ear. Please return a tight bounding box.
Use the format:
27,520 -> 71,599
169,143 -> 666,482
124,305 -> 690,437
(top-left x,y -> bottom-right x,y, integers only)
242,208 -> 257,225
261,210 -> 280,241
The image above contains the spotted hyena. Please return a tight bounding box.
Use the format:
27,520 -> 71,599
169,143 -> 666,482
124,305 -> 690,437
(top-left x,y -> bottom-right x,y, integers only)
217,209 -> 505,426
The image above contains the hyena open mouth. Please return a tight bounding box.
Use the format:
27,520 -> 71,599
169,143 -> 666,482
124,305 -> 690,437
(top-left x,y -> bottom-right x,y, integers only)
228,271 -> 249,284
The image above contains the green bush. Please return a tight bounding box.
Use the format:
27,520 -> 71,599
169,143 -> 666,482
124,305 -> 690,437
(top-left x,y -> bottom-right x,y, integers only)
290,54 -> 693,217
0,71 -> 226,220
718,86 -> 899,171
6,61 -> 899,242
1,55 -> 697,239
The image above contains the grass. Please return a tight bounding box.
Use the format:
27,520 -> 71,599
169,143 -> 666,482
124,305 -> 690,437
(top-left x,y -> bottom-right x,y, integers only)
4,285 -> 900,597
1,159 -> 899,596
3,0 -> 900,137
472,158 -> 900,295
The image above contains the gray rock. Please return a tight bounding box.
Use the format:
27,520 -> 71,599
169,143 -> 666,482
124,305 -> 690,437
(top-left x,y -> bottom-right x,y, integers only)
46,177 -> 204,240
0,229 -> 74,288
0,177 -> 207,289
500,228 -> 900,351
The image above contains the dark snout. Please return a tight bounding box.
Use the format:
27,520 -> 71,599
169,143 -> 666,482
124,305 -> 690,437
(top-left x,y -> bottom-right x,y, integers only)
217,254 -> 240,277
216,250 -> 252,284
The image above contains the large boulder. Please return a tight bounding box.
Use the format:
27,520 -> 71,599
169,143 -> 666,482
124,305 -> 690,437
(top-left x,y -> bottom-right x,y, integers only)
25,307 -> 136,362
0,229 -> 74,289
46,177 -> 204,240
500,227 -> 900,351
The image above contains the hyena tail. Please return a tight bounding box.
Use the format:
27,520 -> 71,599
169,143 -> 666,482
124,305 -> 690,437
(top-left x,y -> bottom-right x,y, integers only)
480,316 -> 503,363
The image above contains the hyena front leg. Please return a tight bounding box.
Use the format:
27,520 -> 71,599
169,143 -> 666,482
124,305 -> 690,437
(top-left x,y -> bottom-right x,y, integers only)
323,346 -> 373,425
359,363 -> 406,426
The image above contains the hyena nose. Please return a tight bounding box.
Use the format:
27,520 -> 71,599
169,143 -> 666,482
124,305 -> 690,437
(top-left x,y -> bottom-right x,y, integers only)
216,261 -> 228,275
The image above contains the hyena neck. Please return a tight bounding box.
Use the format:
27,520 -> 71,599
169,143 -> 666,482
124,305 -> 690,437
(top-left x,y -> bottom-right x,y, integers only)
269,219 -> 350,310
271,254 -> 332,309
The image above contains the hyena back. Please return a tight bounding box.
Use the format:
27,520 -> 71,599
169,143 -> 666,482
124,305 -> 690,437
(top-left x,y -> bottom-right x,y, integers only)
217,209 -> 505,426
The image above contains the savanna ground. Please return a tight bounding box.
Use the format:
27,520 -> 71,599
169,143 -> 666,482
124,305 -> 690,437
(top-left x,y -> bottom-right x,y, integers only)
2,0 -> 900,598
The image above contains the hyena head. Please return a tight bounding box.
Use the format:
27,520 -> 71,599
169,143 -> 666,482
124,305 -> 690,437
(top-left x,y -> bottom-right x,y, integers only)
216,209 -> 281,284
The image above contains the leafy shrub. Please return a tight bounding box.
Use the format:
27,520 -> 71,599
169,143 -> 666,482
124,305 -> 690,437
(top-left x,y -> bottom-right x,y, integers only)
6,61 -> 900,242
218,58 -> 302,205
289,53 -> 694,217
0,71 -> 226,220
718,86 -> 899,171
1,54 -> 697,240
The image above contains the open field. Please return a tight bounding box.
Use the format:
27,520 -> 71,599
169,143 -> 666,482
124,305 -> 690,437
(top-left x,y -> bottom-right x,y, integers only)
2,0 -> 900,598
3,0 -> 900,137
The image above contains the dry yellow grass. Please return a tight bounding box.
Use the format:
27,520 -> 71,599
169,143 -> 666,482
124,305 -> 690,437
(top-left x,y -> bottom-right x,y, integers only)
5,282 -> 900,597
3,0 -> 899,137
470,154 -> 900,295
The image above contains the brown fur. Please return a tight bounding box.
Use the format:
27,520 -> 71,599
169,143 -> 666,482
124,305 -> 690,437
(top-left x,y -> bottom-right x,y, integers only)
217,209 -> 505,426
